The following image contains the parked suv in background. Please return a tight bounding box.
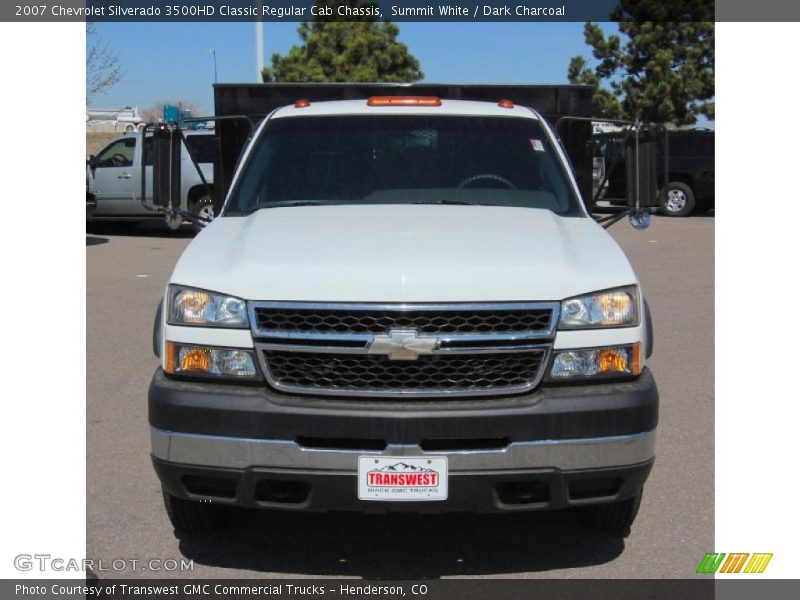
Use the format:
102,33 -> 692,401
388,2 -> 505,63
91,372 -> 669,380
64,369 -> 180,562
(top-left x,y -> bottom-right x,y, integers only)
595,129 -> 714,217
86,130 -> 216,231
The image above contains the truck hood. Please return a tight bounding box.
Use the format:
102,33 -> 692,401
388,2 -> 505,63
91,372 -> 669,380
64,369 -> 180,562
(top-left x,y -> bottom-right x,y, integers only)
170,205 -> 637,302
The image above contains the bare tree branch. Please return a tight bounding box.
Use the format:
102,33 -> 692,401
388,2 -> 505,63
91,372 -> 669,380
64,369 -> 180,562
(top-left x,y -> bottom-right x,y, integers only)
86,23 -> 122,104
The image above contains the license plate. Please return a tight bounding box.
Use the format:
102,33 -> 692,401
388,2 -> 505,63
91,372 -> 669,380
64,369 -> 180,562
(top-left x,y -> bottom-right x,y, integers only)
358,456 -> 448,501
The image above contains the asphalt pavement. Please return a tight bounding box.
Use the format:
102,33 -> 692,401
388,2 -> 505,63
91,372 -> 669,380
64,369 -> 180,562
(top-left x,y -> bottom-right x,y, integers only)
86,213 -> 714,579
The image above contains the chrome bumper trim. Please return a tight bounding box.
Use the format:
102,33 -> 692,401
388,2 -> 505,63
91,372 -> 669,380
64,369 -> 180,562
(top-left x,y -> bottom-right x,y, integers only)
151,428 -> 655,472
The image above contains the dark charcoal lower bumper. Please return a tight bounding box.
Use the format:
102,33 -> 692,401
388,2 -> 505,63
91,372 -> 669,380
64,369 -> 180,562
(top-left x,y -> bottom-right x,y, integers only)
149,368 -> 657,512
153,456 -> 654,513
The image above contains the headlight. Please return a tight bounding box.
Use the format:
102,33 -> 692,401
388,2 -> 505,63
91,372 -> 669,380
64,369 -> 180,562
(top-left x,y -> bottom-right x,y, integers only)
168,285 -> 248,328
559,286 -> 639,329
549,344 -> 641,381
165,342 -> 259,379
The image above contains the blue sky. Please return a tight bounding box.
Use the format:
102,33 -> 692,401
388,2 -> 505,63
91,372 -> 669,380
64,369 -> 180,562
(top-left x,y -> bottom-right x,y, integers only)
92,22 -> 712,128
92,22 -> 612,112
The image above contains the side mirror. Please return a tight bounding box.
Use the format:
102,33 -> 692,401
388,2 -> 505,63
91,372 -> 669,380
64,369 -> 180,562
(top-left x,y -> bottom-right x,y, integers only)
151,123 -> 182,208
87,155 -> 97,170
624,130 -> 660,209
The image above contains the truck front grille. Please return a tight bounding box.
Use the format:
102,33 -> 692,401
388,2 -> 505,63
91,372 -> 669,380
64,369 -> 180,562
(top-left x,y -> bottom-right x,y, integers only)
249,301 -> 558,398
263,350 -> 548,397
253,305 -> 554,335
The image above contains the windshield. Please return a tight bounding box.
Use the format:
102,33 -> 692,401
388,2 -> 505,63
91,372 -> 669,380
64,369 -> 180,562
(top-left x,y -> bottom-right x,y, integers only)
226,115 -> 584,217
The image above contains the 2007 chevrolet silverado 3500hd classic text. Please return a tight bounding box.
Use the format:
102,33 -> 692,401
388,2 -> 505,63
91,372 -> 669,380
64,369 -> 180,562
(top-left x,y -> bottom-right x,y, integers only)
149,94 -> 658,536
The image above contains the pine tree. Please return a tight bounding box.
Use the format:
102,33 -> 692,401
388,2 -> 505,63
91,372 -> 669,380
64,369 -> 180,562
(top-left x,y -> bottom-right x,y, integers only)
263,1 -> 423,83
568,0 -> 714,125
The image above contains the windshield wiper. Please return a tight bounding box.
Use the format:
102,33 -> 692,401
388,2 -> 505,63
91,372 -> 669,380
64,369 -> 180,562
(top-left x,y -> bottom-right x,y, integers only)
264,200 -> 330,208
413,199 -> 486,206
238,200 -> 332,215
236,199 -> 487,216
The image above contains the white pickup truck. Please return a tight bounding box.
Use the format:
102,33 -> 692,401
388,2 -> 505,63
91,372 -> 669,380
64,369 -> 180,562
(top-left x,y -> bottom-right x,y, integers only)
86,130 -> 216,230
149,96 -> 658,537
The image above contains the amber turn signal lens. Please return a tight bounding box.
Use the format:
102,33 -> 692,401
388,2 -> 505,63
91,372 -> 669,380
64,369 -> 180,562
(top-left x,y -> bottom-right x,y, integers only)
165,342 -> 212,374
631,342 -> 642,376
597,348 -> 627,374
597,344 -> 641,375
165,341 -> 176,374
179,347 -> 212,373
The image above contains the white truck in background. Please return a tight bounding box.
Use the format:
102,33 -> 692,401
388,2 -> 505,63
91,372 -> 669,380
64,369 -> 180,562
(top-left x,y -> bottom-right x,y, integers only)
86,130 -> 216,231
86,106 -> 144,133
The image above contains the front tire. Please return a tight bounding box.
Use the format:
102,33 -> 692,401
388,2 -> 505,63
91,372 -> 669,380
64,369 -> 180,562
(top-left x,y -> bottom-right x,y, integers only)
162,489 -> 224,535
579,490 -> 643,536
662,182 -> 696,217
190,195 -> 215,235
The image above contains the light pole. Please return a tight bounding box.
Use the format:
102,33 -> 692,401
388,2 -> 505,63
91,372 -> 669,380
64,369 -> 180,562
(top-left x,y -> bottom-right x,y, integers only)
255,21 -> 264,82
204,48 -> 218,84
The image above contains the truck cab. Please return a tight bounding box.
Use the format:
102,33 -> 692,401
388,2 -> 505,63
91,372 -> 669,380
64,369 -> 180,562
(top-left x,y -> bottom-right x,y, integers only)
149,95 -> 658,536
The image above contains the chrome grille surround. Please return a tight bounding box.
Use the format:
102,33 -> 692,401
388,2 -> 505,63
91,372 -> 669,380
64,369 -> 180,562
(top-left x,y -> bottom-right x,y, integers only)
253,303 -> 555,336
249,301 -> 559,398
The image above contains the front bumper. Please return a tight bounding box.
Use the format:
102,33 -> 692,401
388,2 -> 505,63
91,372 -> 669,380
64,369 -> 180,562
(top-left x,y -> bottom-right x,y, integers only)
153,456 -> 653,513
149,368 -> 658,512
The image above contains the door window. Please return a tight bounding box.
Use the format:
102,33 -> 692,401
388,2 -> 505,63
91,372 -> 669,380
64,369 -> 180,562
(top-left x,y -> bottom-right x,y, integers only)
95,138 -> 135,168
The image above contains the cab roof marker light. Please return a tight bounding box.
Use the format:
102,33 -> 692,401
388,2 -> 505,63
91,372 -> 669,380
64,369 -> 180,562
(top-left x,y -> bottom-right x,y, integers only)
367,96 -> 442,107
498,99 -> 515,108
294,99 -> 311,108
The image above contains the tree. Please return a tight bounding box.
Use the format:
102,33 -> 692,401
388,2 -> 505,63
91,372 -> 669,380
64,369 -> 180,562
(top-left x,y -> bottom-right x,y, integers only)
567,1 -> 714,126
263,1 -> 423,83
86,23 -> 122,103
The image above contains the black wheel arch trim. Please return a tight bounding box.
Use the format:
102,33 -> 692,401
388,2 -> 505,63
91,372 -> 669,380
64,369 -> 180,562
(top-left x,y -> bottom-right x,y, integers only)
153,300 -> 162,359
644,298 -> 653,359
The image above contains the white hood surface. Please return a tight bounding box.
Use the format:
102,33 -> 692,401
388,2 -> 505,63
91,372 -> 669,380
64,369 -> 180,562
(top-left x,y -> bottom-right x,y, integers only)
170,204 -> 637,302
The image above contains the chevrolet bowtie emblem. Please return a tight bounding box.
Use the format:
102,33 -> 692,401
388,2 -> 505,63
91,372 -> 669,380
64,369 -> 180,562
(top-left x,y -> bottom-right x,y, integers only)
367,329 -> 438,360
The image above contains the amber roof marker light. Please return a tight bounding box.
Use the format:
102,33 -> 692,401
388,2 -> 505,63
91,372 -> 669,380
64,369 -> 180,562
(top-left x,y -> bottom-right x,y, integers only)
367,96 -> 442,107
294,99 -> 311,108
498,99 -> 515,108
